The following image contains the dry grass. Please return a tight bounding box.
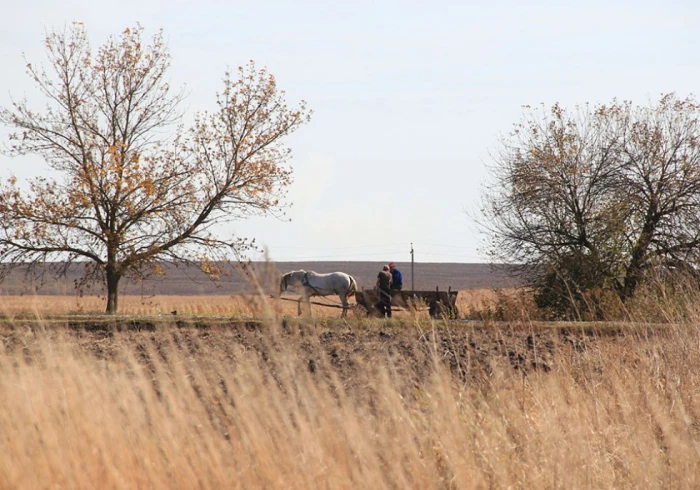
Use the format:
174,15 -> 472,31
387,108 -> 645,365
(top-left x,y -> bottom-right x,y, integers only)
0,289 -> 504,319
1,315 -> 700,488
2,284 -> 700,489
0,294 -> 311,318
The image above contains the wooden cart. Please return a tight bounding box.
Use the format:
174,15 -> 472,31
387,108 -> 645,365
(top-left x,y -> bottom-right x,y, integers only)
354,287 -> 459,319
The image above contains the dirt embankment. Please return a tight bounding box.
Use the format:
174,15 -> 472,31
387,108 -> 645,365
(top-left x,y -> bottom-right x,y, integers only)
0,318 -> 625,388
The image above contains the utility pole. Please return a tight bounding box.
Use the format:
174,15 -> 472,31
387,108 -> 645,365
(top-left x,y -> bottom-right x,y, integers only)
410,242 -> 415,291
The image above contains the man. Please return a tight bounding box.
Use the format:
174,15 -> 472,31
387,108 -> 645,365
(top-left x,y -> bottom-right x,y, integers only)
389,262 -> 403,291
376,265 -> 392,318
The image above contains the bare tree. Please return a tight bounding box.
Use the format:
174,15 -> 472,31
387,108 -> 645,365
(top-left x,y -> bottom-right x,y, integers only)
481,95 -> 700,317
0,23 -> 311,313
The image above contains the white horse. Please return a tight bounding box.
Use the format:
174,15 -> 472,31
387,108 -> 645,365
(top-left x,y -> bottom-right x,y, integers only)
279,270 -> 358,318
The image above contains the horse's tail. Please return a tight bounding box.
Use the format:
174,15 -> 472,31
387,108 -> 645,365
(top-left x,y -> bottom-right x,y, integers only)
348,275 -> 358,297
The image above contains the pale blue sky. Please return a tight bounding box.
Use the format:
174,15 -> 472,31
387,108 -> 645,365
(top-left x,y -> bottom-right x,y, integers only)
2,0 -> 699,263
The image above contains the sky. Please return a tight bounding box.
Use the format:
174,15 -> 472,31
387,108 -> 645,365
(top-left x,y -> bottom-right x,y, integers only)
2,0 -> 700,264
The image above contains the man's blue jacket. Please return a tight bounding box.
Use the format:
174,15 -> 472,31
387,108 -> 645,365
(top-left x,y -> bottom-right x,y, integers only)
391,268 -> 402,287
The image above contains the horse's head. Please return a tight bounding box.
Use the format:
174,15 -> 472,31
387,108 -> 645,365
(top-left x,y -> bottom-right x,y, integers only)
280,270 -> 305,294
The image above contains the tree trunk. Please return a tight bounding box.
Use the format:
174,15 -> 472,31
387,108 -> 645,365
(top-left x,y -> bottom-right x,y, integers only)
106,267 -> 121,314
621,223 -> 656,302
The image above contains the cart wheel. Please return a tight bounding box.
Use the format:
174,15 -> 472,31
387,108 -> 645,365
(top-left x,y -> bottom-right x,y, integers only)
429,300 -> 440,319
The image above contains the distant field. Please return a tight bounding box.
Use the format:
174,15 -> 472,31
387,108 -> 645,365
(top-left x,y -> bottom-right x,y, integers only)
0,261 -> 522,296
0,261 -> 519,318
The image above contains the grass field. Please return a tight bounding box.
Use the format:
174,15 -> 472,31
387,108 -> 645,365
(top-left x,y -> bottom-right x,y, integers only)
2,315 -> 700,488
0,289 -> 502,319
1,288 -> 700,488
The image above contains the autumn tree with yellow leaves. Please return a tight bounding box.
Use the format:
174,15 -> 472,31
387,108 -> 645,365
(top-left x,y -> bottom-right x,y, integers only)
481,95 -> 700,319
0,24 -> 310,313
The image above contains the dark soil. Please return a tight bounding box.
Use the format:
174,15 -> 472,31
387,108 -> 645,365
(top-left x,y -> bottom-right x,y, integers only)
0,318 -> 640,390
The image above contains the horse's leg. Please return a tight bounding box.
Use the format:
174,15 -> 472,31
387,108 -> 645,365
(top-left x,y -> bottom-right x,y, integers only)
297,295 -> 303,316
305,291 -> 312,316
340,293 -> 348,318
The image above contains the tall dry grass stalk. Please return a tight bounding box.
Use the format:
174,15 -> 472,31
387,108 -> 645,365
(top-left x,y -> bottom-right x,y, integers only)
1,314 -> 700,488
